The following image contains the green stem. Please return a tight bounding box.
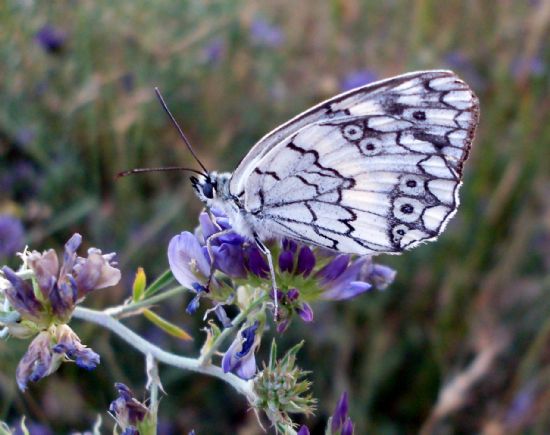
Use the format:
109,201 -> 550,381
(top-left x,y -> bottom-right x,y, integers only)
103,286 -> 189,318
198,292 -> 269,366
72,306 -> 256,403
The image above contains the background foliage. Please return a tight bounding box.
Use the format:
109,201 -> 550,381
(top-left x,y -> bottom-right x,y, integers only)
1,0 -> 549,433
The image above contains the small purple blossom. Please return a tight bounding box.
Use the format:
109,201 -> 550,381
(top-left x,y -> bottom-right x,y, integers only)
203,37 -> 226,64
340,70 -> 378,92
0,215 -> 25,258
317,256 -> 371,301
168,231 -> 211,290
2,266 -> 43,324
329,392 -> 354,435
15,331 -> 61,391
222,321 -> 259,379
15,324 -> 100,391
297,426 -> 310,435
360,259 -> 396,290
109,383 -> 150,432
250,17 -> 284,48
35,25 -> 67,54
52,324 -> 100,370
510,56 -> 545,79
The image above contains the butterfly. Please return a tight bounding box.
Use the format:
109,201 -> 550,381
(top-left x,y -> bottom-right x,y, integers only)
122,70 -> 479,304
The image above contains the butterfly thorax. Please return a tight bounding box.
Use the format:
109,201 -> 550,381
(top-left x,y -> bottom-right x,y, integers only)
191,171 -> 257,240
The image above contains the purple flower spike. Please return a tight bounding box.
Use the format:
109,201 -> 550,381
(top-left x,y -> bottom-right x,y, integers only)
332,392 -> 349,432
296,246 -> 315,277
278,249 -> 294,273
168,232 -> 210,289
297,426 -> 310,435
222,322 -> 259,380
297,302 -> 314,322
247,247 -> 269,278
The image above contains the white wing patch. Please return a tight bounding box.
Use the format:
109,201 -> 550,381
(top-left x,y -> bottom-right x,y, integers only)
230,70 -> 479,255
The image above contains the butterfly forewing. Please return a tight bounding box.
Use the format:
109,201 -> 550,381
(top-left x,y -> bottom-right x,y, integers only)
230,70 -> 479,255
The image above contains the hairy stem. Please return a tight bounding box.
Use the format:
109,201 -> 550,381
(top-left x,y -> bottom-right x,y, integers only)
72,306 -> 257,403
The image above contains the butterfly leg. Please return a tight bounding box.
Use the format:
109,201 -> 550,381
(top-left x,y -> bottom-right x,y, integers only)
254,235 -> 279,319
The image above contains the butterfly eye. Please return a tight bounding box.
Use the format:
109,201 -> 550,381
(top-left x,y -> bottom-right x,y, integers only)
202,181 -> 214,199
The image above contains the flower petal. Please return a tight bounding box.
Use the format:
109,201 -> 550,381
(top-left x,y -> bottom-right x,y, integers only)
168,232 -> 210,289
316,254 -> 350,282
296,246 -> 315,277
278,249 -> 294,273
2,266 -> 43,320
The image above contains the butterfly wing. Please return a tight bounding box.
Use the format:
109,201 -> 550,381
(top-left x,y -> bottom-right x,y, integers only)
230,70 -> 479,254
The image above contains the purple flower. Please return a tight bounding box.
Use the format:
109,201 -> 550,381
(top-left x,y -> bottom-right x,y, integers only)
297,426 -> 310,435
109,383 -> 150,432
296,246 -> 316,277
222,322 -> 259,380
203,37 -> 226,64
340,70 -> 378,92
35,25 -> 67,54
168,231 -> 211,290
511,56 -> 545,79
15,331 -> 62,391
2,266 -> 44,324
246,246 -> 269,278
317,256 -> 371,301
15,324 -> 100,391
52,324 -> 100,370
250,17 -> 284,48
0,215 -> 25,258
23,233 -> 121,320
329,392 -> 354,435
360,259 -> 396,290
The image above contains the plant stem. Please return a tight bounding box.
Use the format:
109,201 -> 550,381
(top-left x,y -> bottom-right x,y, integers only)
72,306 -> 257,403
103,286 -> 189,317
198,292 -> 269,366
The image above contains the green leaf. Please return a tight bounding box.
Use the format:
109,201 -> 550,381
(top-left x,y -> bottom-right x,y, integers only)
143,269 -> 175,298
132,267 -> 147,302
143,308 -> 192,341
269,339 -> 278,370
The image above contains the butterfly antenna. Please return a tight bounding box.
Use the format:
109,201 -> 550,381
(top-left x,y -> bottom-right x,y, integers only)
116,166 -> 206,179
154,87 -> 209,176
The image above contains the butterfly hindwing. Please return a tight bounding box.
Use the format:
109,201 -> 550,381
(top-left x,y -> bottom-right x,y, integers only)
231,70 -> 479,255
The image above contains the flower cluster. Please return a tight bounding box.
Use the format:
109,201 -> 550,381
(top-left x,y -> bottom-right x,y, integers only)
169,209 -> 395,321
0,234 -> 121,390
168,209 -> 396,381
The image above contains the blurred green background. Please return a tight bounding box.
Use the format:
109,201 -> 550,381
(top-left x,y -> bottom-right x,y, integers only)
1,0 -> 549,433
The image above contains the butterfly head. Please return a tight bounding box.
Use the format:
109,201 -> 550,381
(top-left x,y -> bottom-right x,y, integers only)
190,171 -> 232,207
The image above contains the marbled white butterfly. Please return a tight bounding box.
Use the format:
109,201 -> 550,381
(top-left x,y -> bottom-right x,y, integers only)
123,70 -> 479,305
